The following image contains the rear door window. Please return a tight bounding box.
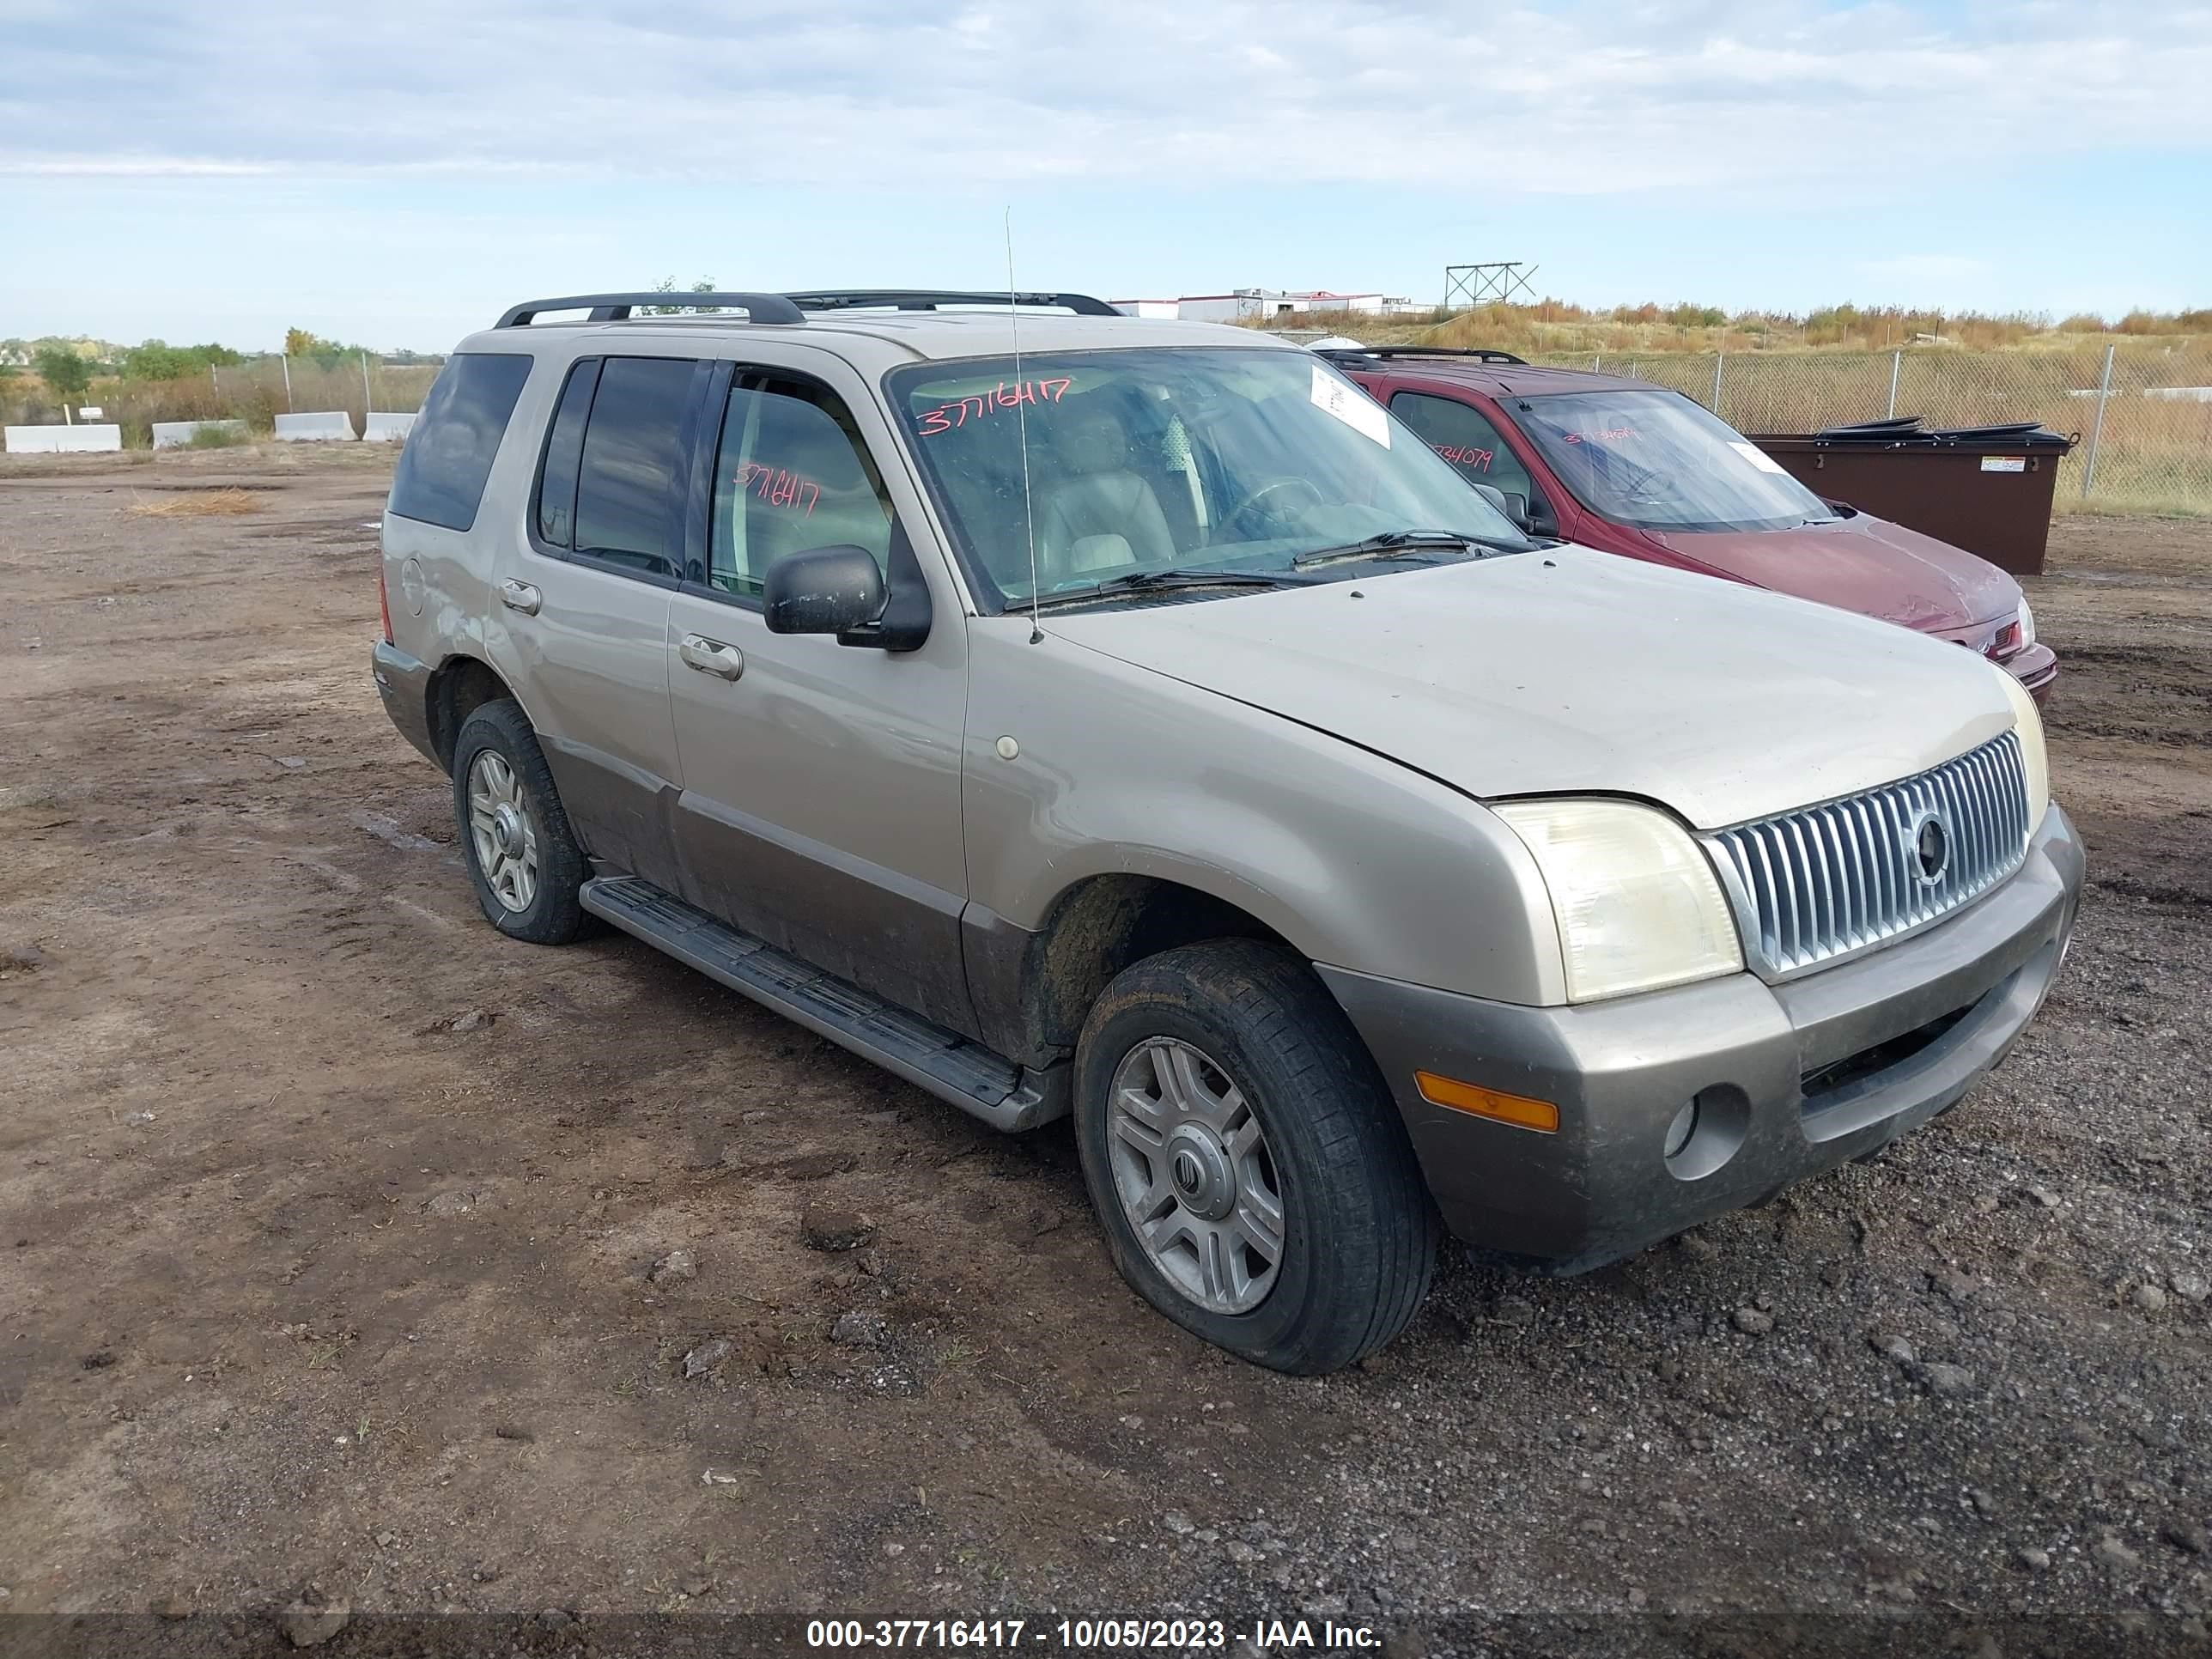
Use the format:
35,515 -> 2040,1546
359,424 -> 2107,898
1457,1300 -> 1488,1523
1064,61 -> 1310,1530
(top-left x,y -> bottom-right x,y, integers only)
572,356 -> 700,579
387,352 -> 533,531
1389,392 -> 1538,506
532,358 -> 601,549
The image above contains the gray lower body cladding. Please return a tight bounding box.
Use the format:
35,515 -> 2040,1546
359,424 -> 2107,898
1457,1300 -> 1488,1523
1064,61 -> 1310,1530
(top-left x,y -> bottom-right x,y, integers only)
1321,805 -> 2084,1270
371,642 -> 441,768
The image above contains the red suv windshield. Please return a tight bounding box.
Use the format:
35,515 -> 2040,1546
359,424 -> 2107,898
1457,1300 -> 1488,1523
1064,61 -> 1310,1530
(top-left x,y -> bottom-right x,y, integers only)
1516,389 -> 1838,533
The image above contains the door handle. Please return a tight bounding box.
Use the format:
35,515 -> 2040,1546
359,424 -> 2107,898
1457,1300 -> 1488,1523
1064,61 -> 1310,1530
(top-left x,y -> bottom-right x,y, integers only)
678,633 -> 744,681
499,580 -> 542,616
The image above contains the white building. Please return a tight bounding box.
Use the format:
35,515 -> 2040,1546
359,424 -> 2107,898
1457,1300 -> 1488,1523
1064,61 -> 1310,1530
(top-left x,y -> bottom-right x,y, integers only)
1112,289 -> 1422,323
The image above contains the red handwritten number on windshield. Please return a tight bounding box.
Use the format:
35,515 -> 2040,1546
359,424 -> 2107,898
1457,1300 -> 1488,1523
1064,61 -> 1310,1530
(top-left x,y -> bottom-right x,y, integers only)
916,378 -> 1074,436
733,463 -> 820,516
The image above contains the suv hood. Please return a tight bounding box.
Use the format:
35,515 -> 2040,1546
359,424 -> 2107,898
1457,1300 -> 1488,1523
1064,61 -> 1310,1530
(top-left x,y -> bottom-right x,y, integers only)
1642,512 -> 2020,635
1047,549 -> 2016,830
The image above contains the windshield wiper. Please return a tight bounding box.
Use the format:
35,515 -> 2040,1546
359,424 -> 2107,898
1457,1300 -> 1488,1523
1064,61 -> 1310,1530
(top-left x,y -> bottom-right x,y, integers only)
1028,568 -> 1314,611
1291,528 -> 1521,568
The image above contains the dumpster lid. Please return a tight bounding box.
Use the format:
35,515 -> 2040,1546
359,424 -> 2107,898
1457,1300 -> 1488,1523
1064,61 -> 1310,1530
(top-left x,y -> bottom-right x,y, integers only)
1806,416 -> 2074,451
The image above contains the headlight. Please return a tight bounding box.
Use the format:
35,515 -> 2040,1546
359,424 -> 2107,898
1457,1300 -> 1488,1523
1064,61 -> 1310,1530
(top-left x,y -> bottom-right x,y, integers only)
1492,799 -> 1744,1004
1996,665 -> 2050,832
2014,597 -> 2036,651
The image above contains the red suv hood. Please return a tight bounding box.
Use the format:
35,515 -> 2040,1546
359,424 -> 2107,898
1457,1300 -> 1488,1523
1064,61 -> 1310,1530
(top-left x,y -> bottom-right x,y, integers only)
1640,513 -> 2020,635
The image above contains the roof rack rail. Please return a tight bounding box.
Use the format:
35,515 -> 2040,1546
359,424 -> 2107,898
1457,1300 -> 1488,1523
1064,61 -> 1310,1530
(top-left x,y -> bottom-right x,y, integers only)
783,289 -> 1122,318
1316,345 -> 1528,366
495,292 -> 806,328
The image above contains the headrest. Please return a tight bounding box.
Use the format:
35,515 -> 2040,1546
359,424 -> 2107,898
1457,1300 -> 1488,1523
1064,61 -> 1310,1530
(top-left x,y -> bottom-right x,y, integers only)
1068,532 -> 1135,573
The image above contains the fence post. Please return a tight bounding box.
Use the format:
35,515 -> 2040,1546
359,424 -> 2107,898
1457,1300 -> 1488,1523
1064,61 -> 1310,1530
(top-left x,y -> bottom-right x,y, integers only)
361,351 -> 373,421
1710,353 -> 1724,414
1887,350 -> 1901,419
1591,356 -> 1601,373
2081,343 -> 2115,499
281,356 -> 294,413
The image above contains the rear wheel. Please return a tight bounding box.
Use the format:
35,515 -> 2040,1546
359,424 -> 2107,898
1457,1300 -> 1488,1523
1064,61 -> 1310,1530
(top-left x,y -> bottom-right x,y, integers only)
451,700 -> 587,945
1073,939 -> 1437,1374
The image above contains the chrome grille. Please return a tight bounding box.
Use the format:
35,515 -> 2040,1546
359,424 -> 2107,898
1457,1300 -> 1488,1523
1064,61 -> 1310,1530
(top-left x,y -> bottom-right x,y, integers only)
1704,732 -> 2032,978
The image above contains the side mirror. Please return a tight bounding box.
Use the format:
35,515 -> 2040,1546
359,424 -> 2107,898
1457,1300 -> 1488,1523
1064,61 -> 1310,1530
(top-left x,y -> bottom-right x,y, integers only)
1471,481 -> 1534,535
763,546 -> 886,637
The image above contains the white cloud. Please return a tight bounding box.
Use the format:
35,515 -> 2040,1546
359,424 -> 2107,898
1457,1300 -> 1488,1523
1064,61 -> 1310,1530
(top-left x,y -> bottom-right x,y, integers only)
0,0 -> 2207,194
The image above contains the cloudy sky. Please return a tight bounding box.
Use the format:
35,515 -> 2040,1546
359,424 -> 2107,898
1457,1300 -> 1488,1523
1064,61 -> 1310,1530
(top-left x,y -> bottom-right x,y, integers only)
3,0 -> 2208,349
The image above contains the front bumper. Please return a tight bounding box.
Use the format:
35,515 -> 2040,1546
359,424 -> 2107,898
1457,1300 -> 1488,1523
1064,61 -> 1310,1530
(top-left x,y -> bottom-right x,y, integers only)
371,641 -> 441,769
2006,641 -> 2058,705
1322,804 -> 2083,1272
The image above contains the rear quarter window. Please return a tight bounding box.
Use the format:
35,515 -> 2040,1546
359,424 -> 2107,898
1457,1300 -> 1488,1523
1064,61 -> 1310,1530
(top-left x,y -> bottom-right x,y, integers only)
387,352 -> 535,532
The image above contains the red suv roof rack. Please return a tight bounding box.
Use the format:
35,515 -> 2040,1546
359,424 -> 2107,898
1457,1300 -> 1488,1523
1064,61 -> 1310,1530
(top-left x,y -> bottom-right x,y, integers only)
1317,345 -> 1528,366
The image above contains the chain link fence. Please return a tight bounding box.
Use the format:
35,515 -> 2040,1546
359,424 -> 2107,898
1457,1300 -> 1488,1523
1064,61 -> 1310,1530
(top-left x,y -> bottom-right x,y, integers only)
1531,343 -> 2212,514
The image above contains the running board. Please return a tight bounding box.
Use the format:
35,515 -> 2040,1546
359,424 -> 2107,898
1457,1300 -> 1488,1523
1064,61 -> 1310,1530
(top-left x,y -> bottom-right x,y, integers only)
580,876 -> 1066,1133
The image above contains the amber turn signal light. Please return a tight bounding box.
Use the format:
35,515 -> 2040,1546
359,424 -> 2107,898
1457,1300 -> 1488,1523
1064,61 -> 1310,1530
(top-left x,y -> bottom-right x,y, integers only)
1414,1071 -> 1560,1134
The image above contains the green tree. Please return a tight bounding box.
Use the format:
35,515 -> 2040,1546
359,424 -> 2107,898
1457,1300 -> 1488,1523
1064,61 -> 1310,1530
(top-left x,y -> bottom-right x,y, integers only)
32,343 -> 93,403
123,339 -> 194,380
644,276 -> 720,315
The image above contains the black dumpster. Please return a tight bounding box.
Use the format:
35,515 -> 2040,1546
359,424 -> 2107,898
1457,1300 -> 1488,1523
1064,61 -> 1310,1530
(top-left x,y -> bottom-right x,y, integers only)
1749,418 -> 2075,575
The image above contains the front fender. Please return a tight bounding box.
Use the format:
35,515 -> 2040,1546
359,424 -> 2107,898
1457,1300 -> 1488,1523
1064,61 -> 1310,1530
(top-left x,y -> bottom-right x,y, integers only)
962,623 -> 1567,1007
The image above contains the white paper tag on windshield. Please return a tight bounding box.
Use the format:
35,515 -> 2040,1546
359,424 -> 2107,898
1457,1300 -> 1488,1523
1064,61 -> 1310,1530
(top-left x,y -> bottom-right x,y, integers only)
1311,365 -> 1390,447
1729,441 -> 1788,475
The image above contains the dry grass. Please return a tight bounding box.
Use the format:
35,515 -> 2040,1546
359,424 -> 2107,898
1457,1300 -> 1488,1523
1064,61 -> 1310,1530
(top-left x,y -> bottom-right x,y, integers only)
126,488 -> 264,518
1249,301 -> 2210,359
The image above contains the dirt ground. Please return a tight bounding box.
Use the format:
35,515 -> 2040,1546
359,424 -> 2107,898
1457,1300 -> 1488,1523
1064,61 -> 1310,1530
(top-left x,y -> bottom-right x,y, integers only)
2,447 -> 2207,1656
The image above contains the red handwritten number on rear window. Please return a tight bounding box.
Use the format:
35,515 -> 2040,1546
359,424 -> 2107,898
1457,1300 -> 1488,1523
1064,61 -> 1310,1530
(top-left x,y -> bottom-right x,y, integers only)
915,378 -> 1074,436
733,463 -> 820,516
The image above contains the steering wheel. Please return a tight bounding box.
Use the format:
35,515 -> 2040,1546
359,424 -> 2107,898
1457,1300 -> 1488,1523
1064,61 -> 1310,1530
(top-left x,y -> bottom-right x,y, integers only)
1221,476 -> 1326,539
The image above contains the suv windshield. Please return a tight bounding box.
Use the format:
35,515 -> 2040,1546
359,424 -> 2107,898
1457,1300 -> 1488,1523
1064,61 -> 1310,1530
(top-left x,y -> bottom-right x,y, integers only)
1516,388 -> 1838,533
886,349 -> 1528,607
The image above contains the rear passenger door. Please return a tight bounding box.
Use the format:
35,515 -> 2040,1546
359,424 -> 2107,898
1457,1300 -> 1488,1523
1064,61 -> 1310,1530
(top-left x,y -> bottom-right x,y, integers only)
663,357 -> 976,1036
495,352 -> 702,887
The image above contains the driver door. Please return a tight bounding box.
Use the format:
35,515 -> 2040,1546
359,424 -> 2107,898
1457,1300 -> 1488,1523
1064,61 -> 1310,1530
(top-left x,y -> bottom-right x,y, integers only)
664,359 -> 977,1035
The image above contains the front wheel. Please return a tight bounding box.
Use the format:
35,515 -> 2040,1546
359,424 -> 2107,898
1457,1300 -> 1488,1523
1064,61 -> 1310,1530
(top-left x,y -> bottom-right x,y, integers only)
451,699 -> 588,945
1073,940 -> 1437,1374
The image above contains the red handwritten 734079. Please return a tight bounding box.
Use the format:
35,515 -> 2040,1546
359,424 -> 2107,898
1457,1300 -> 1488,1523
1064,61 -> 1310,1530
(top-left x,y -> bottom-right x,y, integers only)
1431,442 -> 1495,471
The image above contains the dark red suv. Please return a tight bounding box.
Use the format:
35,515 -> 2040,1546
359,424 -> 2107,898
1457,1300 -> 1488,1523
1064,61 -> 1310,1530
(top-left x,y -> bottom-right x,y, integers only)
1327,348 -> 2057,702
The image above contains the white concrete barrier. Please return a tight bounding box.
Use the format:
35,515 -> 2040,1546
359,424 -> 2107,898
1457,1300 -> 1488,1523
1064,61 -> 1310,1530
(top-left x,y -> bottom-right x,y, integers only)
362,411 -> 417,442
4,423 -> 123,454
2147,386 -> 2212,404
152,419 -> 249,450
274,411 -> 357,441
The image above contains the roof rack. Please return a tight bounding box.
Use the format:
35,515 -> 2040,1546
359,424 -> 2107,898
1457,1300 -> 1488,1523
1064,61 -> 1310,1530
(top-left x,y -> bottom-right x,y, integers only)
1316,345 -> 1528,366
495,292 -> 807,328
783,289 -> 1122,318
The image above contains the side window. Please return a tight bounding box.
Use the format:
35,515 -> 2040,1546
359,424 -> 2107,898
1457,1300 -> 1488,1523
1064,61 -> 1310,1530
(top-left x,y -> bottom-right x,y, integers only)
709,374 -> 894,599
532,357 -> 600,549
387,352 -> 532,532
1391,392 -> 1538,506
572,356 -> 698,579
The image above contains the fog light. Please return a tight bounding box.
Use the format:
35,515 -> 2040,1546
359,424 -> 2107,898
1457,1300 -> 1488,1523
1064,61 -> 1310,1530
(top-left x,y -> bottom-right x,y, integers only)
1663,1099 -> 1699,1160
1664,1085 -> 1751,1182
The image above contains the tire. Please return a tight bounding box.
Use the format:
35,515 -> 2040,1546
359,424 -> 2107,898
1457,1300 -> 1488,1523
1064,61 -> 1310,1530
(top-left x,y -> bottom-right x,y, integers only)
1073,939 -> 1437,1374
450,699 -> 588,945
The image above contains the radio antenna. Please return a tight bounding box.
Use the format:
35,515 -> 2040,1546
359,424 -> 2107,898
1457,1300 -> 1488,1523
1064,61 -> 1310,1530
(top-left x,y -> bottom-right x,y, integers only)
1005,207 -> 1044,644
